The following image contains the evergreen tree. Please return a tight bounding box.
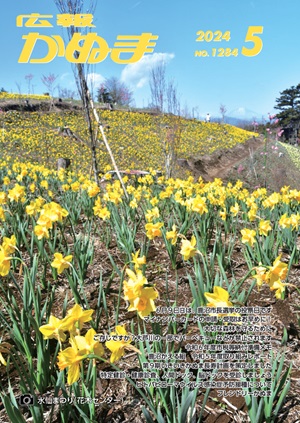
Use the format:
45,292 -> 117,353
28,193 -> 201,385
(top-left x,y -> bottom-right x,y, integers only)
274,84 -> 300,127
97,85 -> 112,103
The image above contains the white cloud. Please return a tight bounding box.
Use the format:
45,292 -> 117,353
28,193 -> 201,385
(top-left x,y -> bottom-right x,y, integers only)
121,52 -> 175,89
59,73 -> 76,88
87,72 -> 105,89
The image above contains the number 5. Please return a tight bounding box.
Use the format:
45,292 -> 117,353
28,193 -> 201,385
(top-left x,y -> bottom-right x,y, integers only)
241,26 -> 263,57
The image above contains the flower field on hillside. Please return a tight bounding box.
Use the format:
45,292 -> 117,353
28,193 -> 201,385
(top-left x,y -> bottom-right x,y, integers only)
0,93 -> 51,101
0,109 -> 256,176
0,153 -> 299,422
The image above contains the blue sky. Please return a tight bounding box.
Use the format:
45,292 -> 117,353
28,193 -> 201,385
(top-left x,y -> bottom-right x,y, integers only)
1,0 -> 300,119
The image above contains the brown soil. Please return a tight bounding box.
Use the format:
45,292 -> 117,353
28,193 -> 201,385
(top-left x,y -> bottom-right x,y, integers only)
1,234 -> 299,422
178,136 -> 300,192
0,99 -> 81,112
1,127 -> 300,422
178,136 -> 266,181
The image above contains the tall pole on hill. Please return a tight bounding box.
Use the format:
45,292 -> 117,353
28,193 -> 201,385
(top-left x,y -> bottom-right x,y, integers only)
53,0 -> 128,198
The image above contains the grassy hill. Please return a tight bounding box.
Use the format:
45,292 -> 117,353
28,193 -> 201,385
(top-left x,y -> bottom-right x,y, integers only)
0,104 -> 256,176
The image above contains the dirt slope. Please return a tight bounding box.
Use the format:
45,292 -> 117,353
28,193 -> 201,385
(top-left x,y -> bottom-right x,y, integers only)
178,137 -> 300,192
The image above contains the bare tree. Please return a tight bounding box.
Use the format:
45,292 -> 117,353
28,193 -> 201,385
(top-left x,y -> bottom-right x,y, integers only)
167,80 -> 180,115
220,103 -> 227,123
41,73 -> 58,97
15,81 -> 22,95
25,74 -> 34,95
149,62 -> 181,178
57,85 -> 76,100
41,73 -> 58,109
53,0 -> 127,196
149,62 -> 166,112
160,118 -> 182,179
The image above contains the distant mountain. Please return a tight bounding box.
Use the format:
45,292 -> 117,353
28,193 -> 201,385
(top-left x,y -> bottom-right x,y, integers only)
228,107 -> 265,122
220,116 -> 259,127
205,107 -> 269,127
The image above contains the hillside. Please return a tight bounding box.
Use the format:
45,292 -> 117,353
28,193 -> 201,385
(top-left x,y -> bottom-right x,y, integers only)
180,138 -> 300,192
0,103 -> 256,176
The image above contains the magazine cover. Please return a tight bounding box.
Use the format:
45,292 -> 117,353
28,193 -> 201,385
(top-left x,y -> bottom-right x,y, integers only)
0,1 -> 299,422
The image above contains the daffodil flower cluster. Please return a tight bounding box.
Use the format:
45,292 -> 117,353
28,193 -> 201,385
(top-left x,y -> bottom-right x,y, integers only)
0,93 -> 50,100
278,213 -> 300,230
0,107 -> 256,175
123,252 -> 158,319
39,304 -> 141,385
253,255 -> 289,299
34,201 -> 69,240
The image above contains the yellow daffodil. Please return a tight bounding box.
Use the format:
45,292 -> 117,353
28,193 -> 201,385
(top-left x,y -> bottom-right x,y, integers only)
166,224 -> 178,246
0,192 -> 7,204
204,286 -> 233,307
252,265 -> 268,289
74,328 -> 104,357
279,214 -> 290,229
71,181 -> 80,192
57,338 -> 87,385
40,202 -> 68,223
180,235 -> 199,260
131,250 -> 146,270
41,180 -> 48,189
128,286 -> 158,319
87,184 -> 100,198
258,220 -> 272,236
63,304 -> 94,333
7,184 -> 26,203
145,222 -> 163,240
123,268 -> 147,300
0,341 -> 12,366
269,279 -> 286,299
188,196 -> 208,214
145,207 -> 160,222
34,225 -> 50,240
219,209 -> 227,221
39,315 -> 69,343
2,235 -> 17,255
248,205 -> 258,222
241,228 -> 256,247
51,253 -> 73,274
129,198 -> 138,209
150,197 -> 159,206
105,325 -> 141,363
266,255 -> 288,285
94,206 -> 110,220
0,207 -> 5,221
0,247 -> 11,276
230,202 -> 239,216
